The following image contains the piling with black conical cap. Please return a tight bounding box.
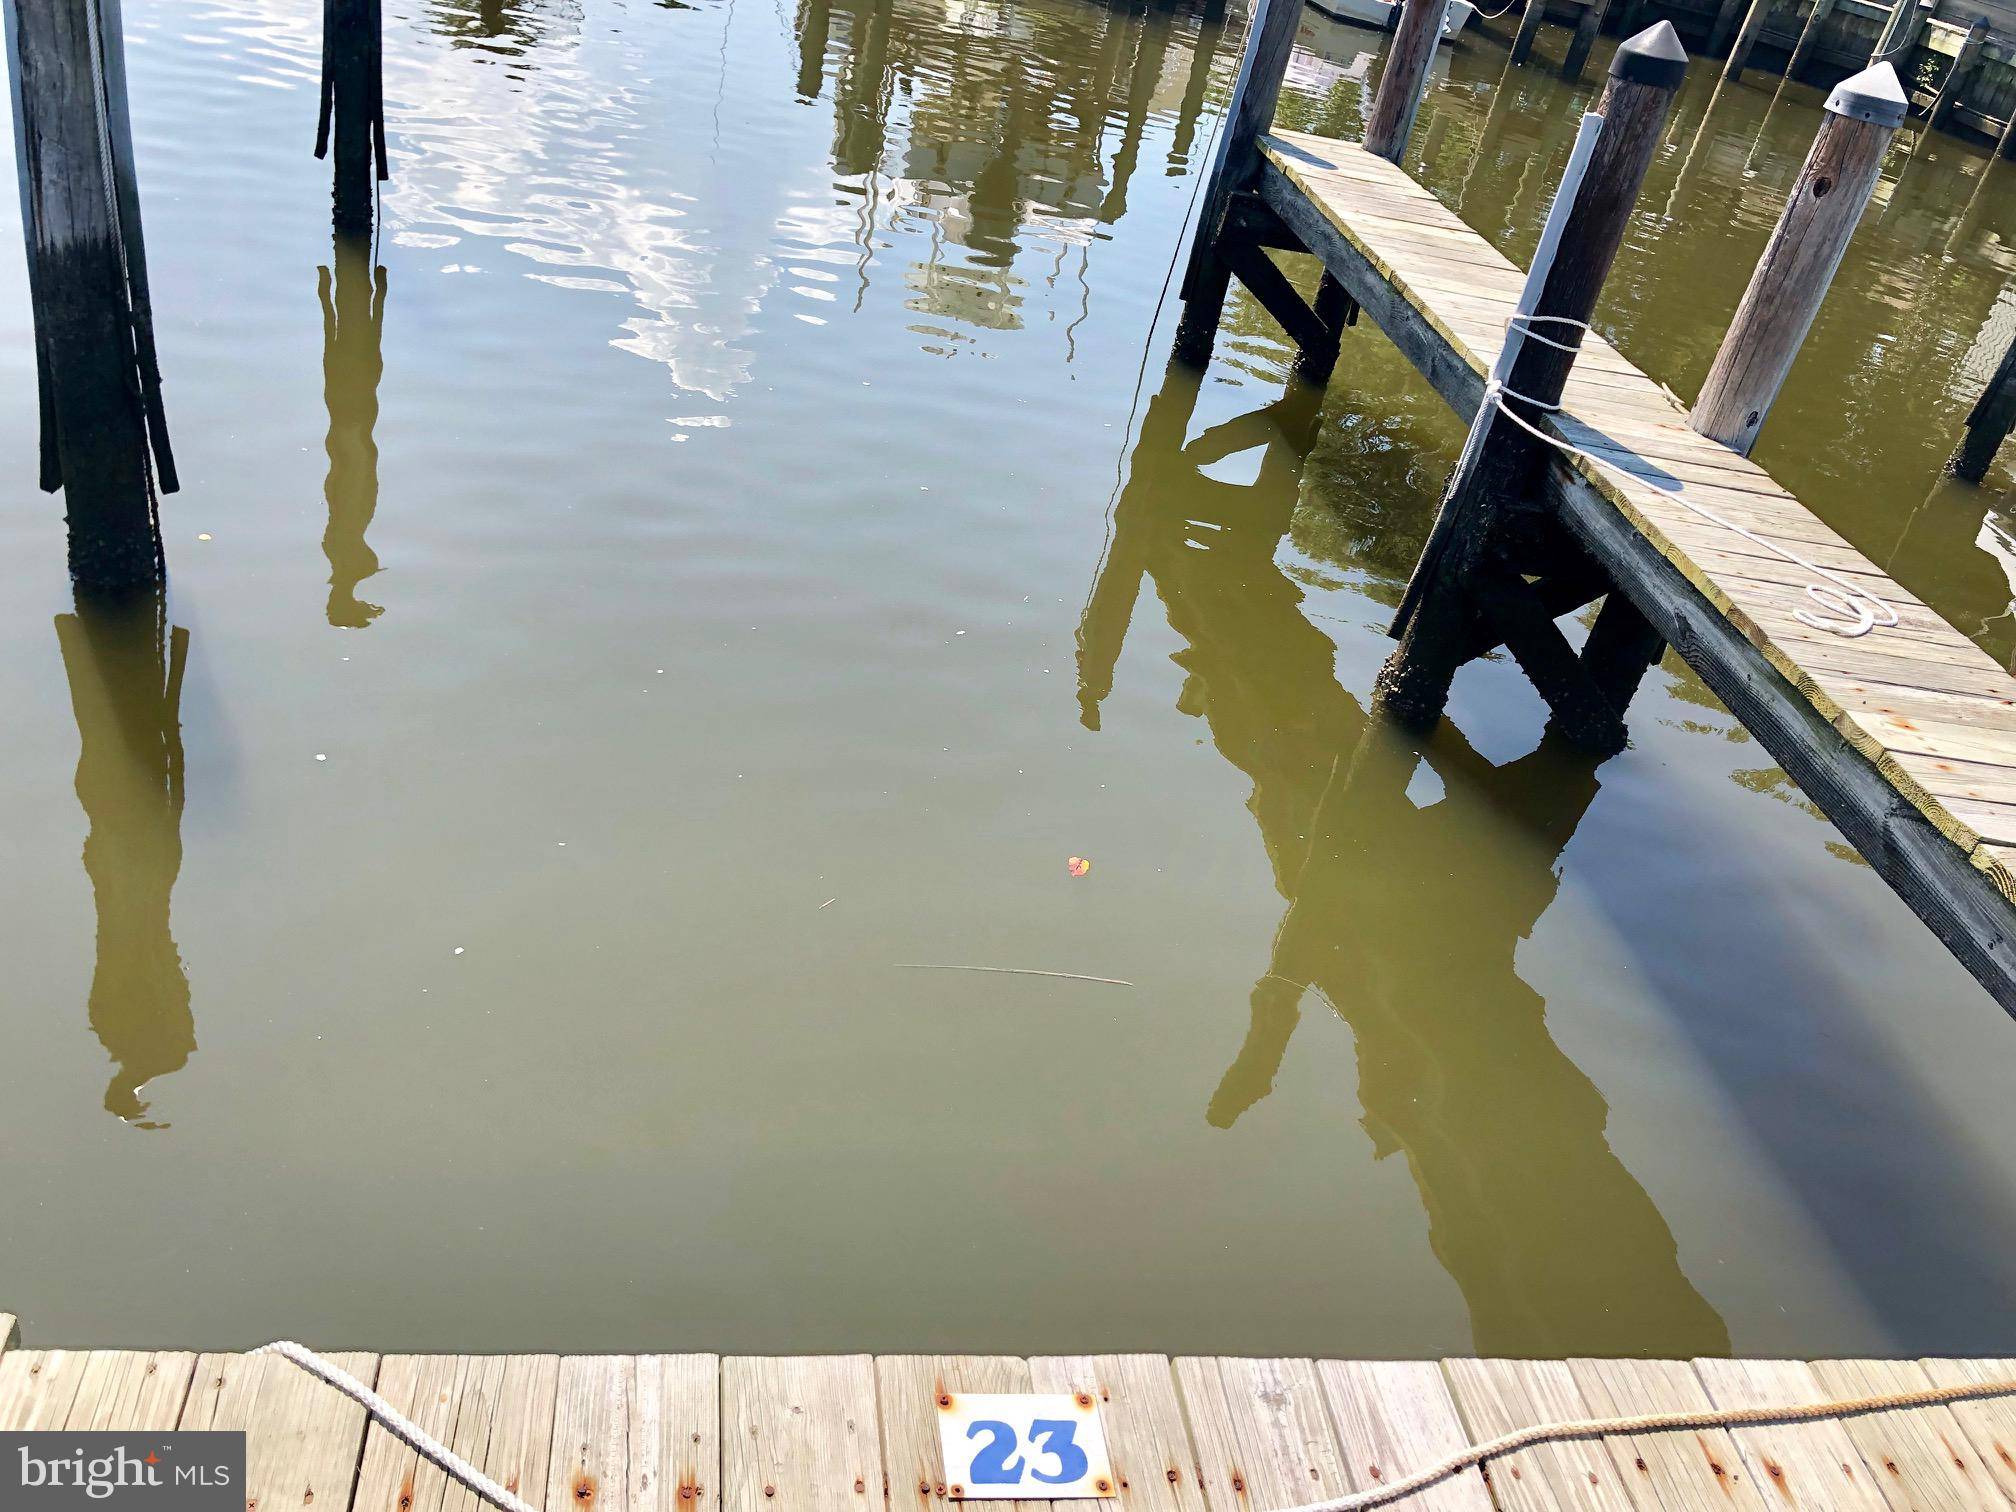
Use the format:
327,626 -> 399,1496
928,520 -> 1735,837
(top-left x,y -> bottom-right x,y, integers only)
1692,61 -> 1904,455
1610,16 -> 1689,85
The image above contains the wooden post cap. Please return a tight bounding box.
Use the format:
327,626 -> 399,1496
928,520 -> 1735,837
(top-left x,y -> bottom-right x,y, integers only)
1826,60 -> 1907,125
1610,21 -> 1689,85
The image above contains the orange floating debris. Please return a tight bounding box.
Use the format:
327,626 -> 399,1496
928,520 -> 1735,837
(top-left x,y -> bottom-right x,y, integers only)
1066,856 -> 1091,877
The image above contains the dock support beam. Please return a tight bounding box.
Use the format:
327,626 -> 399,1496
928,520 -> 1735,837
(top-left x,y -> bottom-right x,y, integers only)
1691,63 -> 1903,455
1510,0 -> 1548,64
1174,0 -> 1300,365
317,0 -> 387,236
4,0 -> 177,593
1928,17 -> 1988,132
1364,0 -> 1449,163
1376,23 -> 1688,753
1784,0 -> 1839,80
1723,0 -> 1771,79
1561,0 -> 1616,81
1950,322 -> 2016,482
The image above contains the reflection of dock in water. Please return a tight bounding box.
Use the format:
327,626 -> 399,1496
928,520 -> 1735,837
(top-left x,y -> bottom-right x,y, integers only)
1079,359 -> 1727,1357
55,592 -> 195,1130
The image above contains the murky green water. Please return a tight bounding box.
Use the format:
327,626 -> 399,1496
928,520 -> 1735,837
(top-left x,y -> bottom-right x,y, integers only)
6,0 -> 2016,1360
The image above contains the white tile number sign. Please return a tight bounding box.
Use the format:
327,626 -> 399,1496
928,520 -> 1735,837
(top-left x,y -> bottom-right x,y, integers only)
936,1393 -> 1116,1500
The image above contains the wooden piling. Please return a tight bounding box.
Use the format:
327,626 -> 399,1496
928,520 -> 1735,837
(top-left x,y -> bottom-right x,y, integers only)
1929,17 -> 1988,132
1375,23 -> 1688,749
1723,0 -> 1773,80
1705,0 -> 1748,57
1364,0 -> 1449,163
316,0 -> 387,235
1784,0 -> 1840,80
1691,63 -> 1903,455
1870,0 -> 1930,66
1562,0 -> 1617,81
1510,0 -> 1549,64
1173,0 -> 1301,364
1950,321 -> 2016,482
4,0 -> 176,592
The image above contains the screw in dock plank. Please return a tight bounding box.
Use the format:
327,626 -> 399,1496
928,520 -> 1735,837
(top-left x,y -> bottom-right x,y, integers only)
1690,62 -> 1904,456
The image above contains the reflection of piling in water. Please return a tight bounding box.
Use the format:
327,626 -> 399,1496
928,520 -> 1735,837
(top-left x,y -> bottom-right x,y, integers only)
1080,356 -> 1728,1357
319,239 -> 389,627
1168,10 -> 1225,169
316,0 -> 389,234
5,0 -> 178,592
796,0 -> 832,98
56,593 -> 195,1130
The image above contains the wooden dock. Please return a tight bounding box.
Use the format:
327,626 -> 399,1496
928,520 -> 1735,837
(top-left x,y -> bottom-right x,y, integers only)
1237,125 -> 2016,1012
5,1320 -> 2016,1512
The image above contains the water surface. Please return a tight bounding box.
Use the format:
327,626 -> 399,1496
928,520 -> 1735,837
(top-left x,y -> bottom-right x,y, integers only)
4,0 -> 2016,1359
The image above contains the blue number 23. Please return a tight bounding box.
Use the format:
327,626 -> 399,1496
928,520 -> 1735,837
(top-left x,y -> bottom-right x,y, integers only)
967,1420 -> 1089,1486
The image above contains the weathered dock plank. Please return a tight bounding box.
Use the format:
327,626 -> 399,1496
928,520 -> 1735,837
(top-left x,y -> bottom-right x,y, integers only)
180,1351 -> 381,1512
65,1350 -> 198,1431
1692,1358 -> 1891,1510
1807,1358 -> 2004,1510
1175,1357 -> 1353,1512
1919,1358 -> 2016,1504
1315,1360 -> 1490,1512
1565,1359 -> 1764,1512
354,1355 -> 471,1512
1439,1358 -> 1637,1512
0,1348 -> 89,1430
878,1355 -> 1046,1512
551,1354 -> 633,1512
1256,127 -> 2016,1011
722,1356 -> 883,1512
441,1355 -> 561,1512
1028,1356 -> 1204,1512
635,1354 -> 722,1512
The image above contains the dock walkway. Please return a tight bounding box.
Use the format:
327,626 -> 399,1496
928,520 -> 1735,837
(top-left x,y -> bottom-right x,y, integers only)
5,1321 -> 2015,1512
1252,128 -> 2016,1011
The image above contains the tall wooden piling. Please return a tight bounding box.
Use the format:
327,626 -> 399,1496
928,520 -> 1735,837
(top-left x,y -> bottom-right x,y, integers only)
1929,17 -> 1988,132
317,0 -> 387,235
1364,0 -> 1449,163
1691,63 -> 1903,455
1562,0 -> 1617,81
1784,0 -> 1840,80
4,0 -> 177,592
1376,23 -> 1688,749
1510,0 -> 1549,65
1950,323 -> 2016,482
1723,0 -> 1773,80
1173,0 -> 1302,364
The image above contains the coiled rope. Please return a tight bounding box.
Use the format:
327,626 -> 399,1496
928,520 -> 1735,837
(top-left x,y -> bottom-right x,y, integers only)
254,1340 -> 2016,1512
1486,311 -> 1898,638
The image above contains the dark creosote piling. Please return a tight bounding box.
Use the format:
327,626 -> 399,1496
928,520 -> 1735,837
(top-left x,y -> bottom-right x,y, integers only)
1363,0 -> 1450,163
1951,321 -> 2016,482
317,0 -> 388,235
1172,0 -> 1299,364
1375,23 -> 1689,749
4,0 -> 178,592
1692,64 -> 1904,456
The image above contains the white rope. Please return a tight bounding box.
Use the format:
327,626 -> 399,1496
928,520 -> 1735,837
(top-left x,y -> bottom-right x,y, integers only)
251,1342 -> 542,1512
251,1340 -> 2016,1512
1267,1370 -> 2016,1512
1489,312 -> 1898,639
